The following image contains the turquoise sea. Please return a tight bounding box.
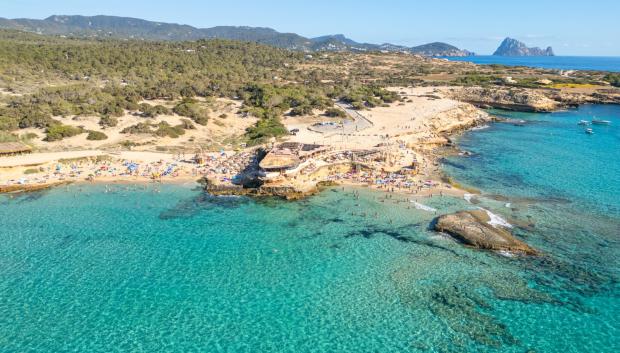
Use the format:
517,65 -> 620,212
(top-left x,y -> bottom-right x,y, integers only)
441,55 -> 620,72
1,105 -> 619,352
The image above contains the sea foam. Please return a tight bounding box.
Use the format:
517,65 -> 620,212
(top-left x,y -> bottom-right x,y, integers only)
410,200 -> 437,212
481,208 -> 513,228
463,193 -> 475,203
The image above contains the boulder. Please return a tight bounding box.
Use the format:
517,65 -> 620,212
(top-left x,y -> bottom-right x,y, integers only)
434,210 -> 537,255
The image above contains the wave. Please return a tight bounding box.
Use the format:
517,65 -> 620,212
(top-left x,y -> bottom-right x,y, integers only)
410,200 -> 437,212
471,125 -> 490,131
464,193 -> 475,203
498,250 -> 516,258
481,208 -> 513,228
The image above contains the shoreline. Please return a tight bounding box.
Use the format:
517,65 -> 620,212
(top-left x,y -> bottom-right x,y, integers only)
1,104 -> 487,199
5,99 -> 612,199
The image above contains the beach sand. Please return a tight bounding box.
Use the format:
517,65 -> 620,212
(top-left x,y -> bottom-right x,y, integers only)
1,88 -> 488,198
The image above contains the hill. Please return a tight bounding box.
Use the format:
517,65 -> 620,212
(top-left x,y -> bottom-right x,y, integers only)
0,15 -> 473,56
493,37 -> 554,56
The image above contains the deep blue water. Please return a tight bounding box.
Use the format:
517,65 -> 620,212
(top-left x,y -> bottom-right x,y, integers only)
441,55 -> 620,72
0,105 -> 618,352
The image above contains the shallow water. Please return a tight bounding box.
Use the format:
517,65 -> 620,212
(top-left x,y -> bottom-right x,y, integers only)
443,104 -> 620,351
0,105 -> 618,353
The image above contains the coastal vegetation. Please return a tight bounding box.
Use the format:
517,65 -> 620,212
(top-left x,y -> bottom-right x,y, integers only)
324,107 -> 346,118
86,130 -> 108,140
604,73 -> 620,87
0,28 -> 617,145
44,124 -> 83,141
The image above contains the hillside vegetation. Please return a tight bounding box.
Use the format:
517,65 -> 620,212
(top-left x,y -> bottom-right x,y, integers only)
0,30 -> 405,144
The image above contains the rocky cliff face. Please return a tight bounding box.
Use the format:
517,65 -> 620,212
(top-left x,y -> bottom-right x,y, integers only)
493,37 -> 554,56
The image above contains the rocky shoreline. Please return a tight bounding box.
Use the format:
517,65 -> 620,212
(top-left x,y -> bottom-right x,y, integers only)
202,177 -> 339,200
446,86 -> 620,112
0,181 -> 70,194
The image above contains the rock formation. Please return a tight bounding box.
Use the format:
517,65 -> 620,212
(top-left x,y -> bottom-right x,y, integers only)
446,87 -> 560,112
493,37 -> 554,56
434,210 -> 538,255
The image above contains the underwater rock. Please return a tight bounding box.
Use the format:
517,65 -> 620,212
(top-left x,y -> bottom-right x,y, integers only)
434,210 -> 538,255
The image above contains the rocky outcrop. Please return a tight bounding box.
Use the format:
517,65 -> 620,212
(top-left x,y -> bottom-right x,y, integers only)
434,210 -> 537,255
0,181 -> 69,194
493,37 -> 554,56
202,177 -> 332,200
547,89 -> 620,106
447,87 -> 560,112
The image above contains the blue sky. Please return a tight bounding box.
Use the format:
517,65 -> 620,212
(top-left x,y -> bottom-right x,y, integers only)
3,0 -> 619,55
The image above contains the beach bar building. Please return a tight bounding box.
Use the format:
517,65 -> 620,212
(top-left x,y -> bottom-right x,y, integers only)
258,142 -> 330,180
0,142 -> 32,156
259,148 -> 300,179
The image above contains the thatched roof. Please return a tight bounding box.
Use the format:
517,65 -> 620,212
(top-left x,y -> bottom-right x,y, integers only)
0,142 -> 32,154
259,151 -> 300,170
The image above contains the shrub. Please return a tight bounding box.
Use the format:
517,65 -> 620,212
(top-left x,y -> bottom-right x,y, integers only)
0,116 -> 19,131
121,140 -> 137,148
289,104 -> 313,116
324,108 -> 346,118
245,117 -> 288,145
139,103 -> 171,117
603,73 -> 620,87
22,132 -> 39,139
86,130 -> 108,140
121,122 -> 153,134
173,99 -> 209,125
0,131 -> 19,142
179,118 -> 196,130
153,122 -> 185,138
44,124 -> 83,141
99,115 -> 118,127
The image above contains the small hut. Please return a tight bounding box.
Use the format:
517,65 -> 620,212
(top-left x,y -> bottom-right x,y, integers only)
0,142 -> 32,156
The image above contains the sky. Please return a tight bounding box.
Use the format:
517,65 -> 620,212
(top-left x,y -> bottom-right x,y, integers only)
3,0 -> 619,56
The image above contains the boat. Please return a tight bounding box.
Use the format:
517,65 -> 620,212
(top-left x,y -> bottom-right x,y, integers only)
591,119 -> 611,125
577,120 -> 589,126
585,128 -> 594,134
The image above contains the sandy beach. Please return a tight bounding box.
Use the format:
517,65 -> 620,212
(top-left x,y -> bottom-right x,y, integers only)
1,87 -> 488,197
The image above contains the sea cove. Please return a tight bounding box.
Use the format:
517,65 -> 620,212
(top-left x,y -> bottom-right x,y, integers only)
1,105 -> 619,352
1,3 -> 620,352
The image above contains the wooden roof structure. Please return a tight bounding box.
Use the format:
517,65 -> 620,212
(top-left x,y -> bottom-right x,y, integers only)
0,142 -> 32,155
259,150 -> 300,171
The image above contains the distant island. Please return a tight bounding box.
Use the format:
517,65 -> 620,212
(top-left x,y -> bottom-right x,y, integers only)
493,37 -> 554,56
0,15 -> 474,56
